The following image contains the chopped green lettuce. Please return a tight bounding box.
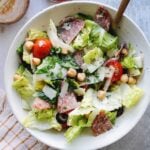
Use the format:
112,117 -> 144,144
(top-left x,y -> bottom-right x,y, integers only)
121,56 -> 135,69
34,80 -> 45,91
23,47 -> 30,64
68,107 -> 95,126
66,108 -> 98,142
23,110 -> 62,131
82,57 -> 104,73
106,111 -> 117,124
73,20 -> 97,49
16,65 -> 25,75
66,107 -> 98,142
82,88 -> 122,111
129,68 -> 141,76
61,55 -> 79,69
67,78 -> 80,90
80,88 -> 95,108
34,109 -> 54,120
74,88 -> 85,96
122,85 -> 144,108
17,44 -> 24,56
100,32 -> 118,51
27,29 -> 47,40
36,56 -> 60,74
133,56 -> 143,68
73,19 -> 118,52
12,77 -> 34,100
35,55 -> 78,80
91,24 -> 118,51
83,47 -> 103,64
16,65 -> 33,83
73,31 -> 89,49
65,126 -> 83,142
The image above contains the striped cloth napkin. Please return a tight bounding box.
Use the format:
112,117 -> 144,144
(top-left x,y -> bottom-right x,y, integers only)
0,89 -> 54,150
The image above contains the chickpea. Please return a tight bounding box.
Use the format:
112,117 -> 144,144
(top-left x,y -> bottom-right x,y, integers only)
24,41 -> 34,52
77,73 -> 86,82
121,74 -> 129,83
13,74 -> 22,81
32,57 -> 41,66
67,68 -> 77,78
121,48 -> 128,56
61,48 -> 68,55
128,77 -> 136,84
97,90 -> 106,100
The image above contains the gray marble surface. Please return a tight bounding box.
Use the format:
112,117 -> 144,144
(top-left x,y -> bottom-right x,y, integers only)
0,0 -> 150,150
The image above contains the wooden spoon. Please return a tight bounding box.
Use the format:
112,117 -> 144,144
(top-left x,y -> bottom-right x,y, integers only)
113,0 -> 130,29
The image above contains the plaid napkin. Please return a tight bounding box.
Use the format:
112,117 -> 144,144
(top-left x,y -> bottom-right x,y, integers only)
0,89 -> 54,150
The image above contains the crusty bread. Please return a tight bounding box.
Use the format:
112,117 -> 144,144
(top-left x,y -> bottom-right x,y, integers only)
0,0 -> 29,24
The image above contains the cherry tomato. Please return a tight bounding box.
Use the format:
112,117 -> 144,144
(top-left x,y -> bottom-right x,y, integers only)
33,39 -> 52,59
106,59 -> 123,82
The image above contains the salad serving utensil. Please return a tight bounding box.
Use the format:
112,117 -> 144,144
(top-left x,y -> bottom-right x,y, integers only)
113,0 -> 130,29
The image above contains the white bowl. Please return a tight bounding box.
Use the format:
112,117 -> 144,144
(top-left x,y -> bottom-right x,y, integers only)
4,1 -> 150,150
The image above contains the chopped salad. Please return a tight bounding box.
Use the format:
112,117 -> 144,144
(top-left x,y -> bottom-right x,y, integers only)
12,6 -> 144,142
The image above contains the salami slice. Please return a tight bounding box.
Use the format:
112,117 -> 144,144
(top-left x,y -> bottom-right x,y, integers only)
32,98 -> 51,110
58,17 -> 85,44
95,6 -> 111,31
57,92 -> 79,113
91,111 -> 112,136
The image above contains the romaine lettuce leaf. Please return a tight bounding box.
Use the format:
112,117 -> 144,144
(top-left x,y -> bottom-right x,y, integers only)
36,56 -> 60,74
65,126 -> 82,142
27,29 -> 47,40
133,56 -> 143,68
83,47 -> 103,64
23,46 -> 30,64
82,88 -> 122,111
34,80 -> 45,91
82,57 -> 104,73
35,55 -> 78,80
73,19 -> 118,52
17,44 -> 24,56
91,24 -> 118,51
106,111 -> 117,124
73,20 -> 97,49
74,88 -> 85,96
16,65 -> 25,75
12,77 -> 34,100
101,32 -> 118,51
122,85 -> 144,108
121,56 -> 135,69
129,68 -> 141,76
80,88 -> 95,108
68,107 -> 95,126
22,110 -> 62,131
61,55 -> 79,69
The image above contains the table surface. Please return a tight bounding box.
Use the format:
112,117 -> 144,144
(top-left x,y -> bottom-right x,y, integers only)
0,0 -> 150,150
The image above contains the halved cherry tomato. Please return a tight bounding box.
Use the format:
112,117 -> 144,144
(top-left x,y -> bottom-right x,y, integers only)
33,39 -> 52,59
106,59 -> 123,82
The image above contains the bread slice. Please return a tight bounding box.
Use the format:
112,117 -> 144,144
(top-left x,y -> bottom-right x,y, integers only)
0,0 -> 29,24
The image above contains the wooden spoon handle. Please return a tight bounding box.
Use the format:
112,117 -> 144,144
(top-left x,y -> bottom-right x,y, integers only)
113,0 -> 130,28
